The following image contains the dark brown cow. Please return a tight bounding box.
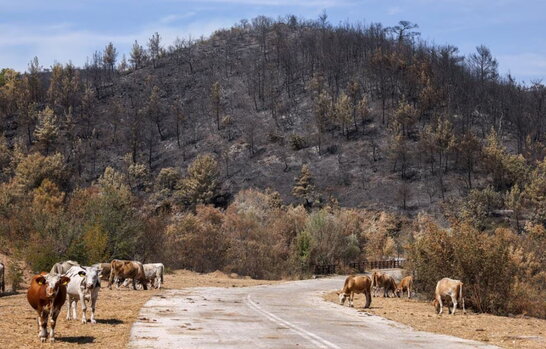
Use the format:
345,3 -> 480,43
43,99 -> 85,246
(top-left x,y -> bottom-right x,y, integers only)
395,276 -> 414,299
108,260 -> 147,290
337,275 -> 372,308
372,271 -> 397,297
27,273 -> 70,342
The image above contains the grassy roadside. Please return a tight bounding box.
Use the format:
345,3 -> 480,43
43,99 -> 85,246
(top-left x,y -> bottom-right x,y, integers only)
324,290 -> 546,349
0,270 -> 277,349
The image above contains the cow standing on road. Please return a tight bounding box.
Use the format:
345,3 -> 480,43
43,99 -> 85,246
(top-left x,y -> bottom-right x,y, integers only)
27,273 -> 70,343
337,275 -> 372,308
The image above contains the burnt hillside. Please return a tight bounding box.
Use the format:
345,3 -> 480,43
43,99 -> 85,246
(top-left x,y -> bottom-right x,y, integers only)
1,15 -> 545,213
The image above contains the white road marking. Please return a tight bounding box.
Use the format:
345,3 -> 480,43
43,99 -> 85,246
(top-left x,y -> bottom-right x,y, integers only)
245,294 -> 341,349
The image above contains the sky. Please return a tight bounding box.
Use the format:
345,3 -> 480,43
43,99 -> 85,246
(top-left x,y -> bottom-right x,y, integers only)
1,0 -> 545,83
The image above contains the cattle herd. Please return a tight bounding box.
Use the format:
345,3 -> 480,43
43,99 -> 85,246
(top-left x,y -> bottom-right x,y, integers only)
6,261 -> 465,343
25,259 -> 164,343
337,271 -> 466,316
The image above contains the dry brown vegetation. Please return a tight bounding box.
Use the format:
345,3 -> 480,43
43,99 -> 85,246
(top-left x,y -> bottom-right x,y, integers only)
324,290 -> 546,349
0,269 -> 277,349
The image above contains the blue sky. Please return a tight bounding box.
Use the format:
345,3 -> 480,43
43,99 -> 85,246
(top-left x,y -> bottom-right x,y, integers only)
1,0 -> 544,83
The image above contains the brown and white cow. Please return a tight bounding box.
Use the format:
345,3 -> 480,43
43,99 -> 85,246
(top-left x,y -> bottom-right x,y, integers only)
433,278 -> 466,315
372,271 -> 397,297
27,273 -> 70,343
108,260 -> 147,290
337,275 -> 372,308
395,276 -> 414,299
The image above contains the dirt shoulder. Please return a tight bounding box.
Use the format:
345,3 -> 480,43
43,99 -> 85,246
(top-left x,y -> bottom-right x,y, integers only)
324,291 -> 546,349
0,269 -> 277,349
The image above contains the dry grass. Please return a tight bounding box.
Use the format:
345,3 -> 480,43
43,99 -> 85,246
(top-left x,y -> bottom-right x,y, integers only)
0,269 -> 277,349
324,291 -> 546,349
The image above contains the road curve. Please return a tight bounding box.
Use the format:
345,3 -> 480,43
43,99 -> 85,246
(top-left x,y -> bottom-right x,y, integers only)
129,276 -> 497,349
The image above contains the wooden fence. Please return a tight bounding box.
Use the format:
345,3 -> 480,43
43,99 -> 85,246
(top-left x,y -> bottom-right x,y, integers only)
313,259 -> 405,275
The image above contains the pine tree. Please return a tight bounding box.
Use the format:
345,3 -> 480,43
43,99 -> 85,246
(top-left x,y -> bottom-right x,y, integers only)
292,164 -> 316,207
34,106 -> 59,155
334,93 -> 351,138
129,40 -> 145,70
103,42 -> 118,76
148,32 -> 161,68
177,154 -> 220,206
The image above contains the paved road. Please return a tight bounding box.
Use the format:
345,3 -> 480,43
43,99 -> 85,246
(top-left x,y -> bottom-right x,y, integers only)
129,276 -> 497,349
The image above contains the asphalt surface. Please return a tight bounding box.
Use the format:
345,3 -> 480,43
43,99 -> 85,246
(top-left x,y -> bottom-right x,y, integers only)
129,275 -> 497,349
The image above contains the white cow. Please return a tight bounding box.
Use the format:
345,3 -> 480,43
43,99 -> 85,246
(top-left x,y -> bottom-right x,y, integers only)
65,266 -> 101,323
433,278 -> 466,315
143,263 -> 164,289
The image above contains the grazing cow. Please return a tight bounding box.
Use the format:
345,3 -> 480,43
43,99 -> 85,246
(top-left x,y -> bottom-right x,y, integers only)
27,273 -> 70,343
65,266 -> 101,324
433,278 -> 466,315
50,260 -> 79,275
371,271 -> 383,297
395,276 -> 414,299
337,275 -> 372,308
109,260 -> 147,290
143,263 -> 165,289
0,262 -> 5,293
372,271 -> 397,297
91,263 -> 111,282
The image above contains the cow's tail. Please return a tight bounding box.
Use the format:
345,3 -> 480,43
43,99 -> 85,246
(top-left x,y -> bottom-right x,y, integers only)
160,265 -> 164,284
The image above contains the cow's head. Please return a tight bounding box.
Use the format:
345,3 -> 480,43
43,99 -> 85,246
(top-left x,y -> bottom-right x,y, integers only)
336,291 -> 349,305
84,267 -> 101,290
37,274 -> 70,298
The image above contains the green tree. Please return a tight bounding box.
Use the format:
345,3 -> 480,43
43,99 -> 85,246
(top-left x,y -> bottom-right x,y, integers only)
177,154 -> 220,207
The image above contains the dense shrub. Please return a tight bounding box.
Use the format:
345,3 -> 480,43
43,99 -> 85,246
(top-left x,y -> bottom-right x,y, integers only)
407,216 -> 546,317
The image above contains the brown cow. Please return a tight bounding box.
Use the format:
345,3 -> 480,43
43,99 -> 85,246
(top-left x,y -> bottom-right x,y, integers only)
337,275 -> 372,308
27,273 -> 70,342
395,276 -> 414,299
108,260 -> 147,290
433,278 -> 465,315
372,271 -> 397,297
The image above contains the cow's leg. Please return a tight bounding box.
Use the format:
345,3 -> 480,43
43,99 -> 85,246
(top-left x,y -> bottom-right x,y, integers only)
49,306 -> 61,342
436,295 -> 443,314
66,298 -> 72,320
407,287 -> 411,299
81,293 -> 88,324
156,275 -> 161,289
451,295 -> 457,315
364,290 -> 372,309
349,292 -> 355,307
90,292 -> 97,324
38,311 -> 49,342
72,299 -> 78,320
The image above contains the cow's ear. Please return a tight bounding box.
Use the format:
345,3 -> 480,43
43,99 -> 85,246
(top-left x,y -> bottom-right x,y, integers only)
36,276 -> 46,285
61,276 -> 70,285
